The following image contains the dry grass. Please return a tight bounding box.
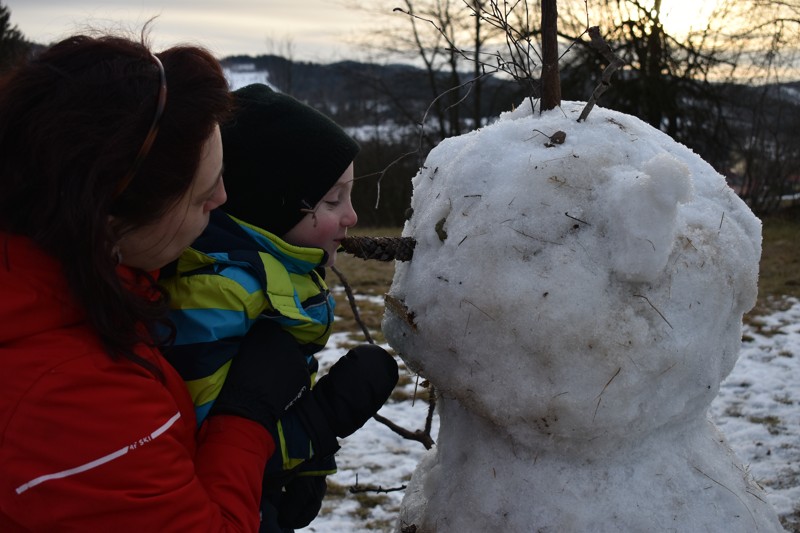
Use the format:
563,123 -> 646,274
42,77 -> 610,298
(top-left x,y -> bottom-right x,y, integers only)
750,205 -> 800,316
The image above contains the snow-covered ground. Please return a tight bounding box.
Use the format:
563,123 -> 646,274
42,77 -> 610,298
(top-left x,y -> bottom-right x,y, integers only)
711,298 -> 800,528
308,297 -> 800,532
224,66 -> 272,91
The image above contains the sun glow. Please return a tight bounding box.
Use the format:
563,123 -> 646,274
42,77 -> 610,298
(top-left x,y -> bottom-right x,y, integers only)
658,0 -> 724,38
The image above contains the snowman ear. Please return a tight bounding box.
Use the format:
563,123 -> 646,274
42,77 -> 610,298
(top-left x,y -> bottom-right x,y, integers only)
603,153 -> 692,283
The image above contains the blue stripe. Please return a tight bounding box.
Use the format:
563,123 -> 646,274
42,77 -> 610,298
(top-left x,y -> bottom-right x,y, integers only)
300,296 -> 334,324
269,315 -> 306,328
198,253 -> 264,294
171,308 -> 253,345
195,401 -> 214,426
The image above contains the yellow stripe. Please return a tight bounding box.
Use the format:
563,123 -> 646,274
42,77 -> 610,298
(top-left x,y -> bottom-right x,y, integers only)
162,273 -> 264,319
185,360 -> 231,405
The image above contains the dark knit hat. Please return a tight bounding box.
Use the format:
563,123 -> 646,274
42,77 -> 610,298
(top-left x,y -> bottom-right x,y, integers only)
220,83 -> 360,236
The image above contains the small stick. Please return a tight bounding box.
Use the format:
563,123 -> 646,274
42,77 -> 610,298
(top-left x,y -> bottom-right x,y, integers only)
373,412 -> 435,450
349,482 -> 407,495
565,212 -> 591,225
578,27 -> 626,122
594,367 -> 621,421
633,294 -> 673,329
331,266 -> 373,344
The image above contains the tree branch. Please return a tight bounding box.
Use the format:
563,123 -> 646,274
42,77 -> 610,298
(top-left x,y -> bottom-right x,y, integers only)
578,26 -> 626,122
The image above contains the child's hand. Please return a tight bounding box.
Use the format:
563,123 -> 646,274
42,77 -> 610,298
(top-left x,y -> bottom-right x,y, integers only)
210,319 -> 311,428
277,475 -> 328,529
294,344 -> 399,456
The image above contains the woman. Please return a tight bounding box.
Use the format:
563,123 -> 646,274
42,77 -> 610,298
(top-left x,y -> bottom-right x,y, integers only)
0,34 -> 310,531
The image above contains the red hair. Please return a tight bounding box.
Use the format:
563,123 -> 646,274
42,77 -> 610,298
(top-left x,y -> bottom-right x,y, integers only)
0,34 -> 233,371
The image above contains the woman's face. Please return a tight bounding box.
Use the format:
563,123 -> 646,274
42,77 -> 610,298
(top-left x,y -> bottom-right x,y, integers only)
282,163 -> 357,267
118,125 -> 226,271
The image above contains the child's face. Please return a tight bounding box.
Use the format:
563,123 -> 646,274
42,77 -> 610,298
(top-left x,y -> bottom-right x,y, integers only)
282,163 -> 357,267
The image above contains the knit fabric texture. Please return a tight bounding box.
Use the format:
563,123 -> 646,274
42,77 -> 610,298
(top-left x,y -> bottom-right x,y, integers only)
220,83 -> 360,237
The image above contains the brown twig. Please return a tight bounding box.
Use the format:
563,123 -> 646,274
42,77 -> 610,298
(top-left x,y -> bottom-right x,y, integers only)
578,26 -> 626,122
331,265 -> 373,344
349,473 -> 407,494
633,294 -> 673,329
384,294 -> 418,331
691,465 -> 758,529
373,412 -> 436,450
565,211 -> 590,225
423,383 -> 437,439
593,367 -> 622,421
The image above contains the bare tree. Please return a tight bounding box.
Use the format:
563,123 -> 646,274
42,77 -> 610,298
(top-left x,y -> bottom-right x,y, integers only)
719,0 -> 800,80
716,0 -> 800,213
348,0 -> 512,141
553,1 -> 733,133
264,35 -> 296,93
733,86 -> 800,214
390,0 -> 485,138
348,0 -> 798,212
0,2 -> 29,73
549,0 -> 800,213
541,0 -> 562,109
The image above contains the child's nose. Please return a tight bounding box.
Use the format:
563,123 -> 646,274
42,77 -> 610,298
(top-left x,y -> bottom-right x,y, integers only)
343,203 -> 358,227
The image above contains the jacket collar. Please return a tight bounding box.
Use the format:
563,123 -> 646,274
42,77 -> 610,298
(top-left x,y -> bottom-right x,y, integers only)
192,210 -> 327,275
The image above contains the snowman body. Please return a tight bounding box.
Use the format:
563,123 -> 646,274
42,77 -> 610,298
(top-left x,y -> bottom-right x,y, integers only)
383,102 -> 783,532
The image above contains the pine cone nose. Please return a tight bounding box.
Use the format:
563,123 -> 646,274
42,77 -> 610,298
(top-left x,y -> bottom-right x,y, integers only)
340,236 -> 416,262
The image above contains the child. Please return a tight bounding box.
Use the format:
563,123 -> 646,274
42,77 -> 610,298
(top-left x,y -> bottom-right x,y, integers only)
161,84 -> 398,532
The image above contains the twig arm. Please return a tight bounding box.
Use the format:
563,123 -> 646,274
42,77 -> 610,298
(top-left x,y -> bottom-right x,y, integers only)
578,26 -> 626,122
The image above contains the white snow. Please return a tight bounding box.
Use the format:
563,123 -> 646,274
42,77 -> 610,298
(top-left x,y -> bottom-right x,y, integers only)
224,67 -> 274,91
710,299 -> 800,521
378,100 -> 781,531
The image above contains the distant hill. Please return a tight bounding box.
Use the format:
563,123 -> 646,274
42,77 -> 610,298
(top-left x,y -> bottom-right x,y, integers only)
220,54 -> 526,130
221,55 -> 800,140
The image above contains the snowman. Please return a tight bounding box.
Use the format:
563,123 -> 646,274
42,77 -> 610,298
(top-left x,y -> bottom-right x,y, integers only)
382,100 -> 784,532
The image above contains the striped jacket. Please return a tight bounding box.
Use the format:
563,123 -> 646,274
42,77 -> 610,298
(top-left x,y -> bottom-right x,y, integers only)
160,210 -> 335,473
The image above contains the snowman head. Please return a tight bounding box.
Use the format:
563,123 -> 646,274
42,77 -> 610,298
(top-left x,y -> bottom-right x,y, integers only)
383,102 -> 761,444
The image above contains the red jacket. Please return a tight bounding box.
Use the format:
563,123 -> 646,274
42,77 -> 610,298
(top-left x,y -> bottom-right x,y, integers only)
0,232 -> 273,532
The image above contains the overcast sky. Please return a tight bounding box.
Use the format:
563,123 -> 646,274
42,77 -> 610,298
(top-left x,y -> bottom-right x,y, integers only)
5,0 -> 388,62
5,1 -> 719,64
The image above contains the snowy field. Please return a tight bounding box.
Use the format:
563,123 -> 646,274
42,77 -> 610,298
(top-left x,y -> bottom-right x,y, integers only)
307,297 -> 800,532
